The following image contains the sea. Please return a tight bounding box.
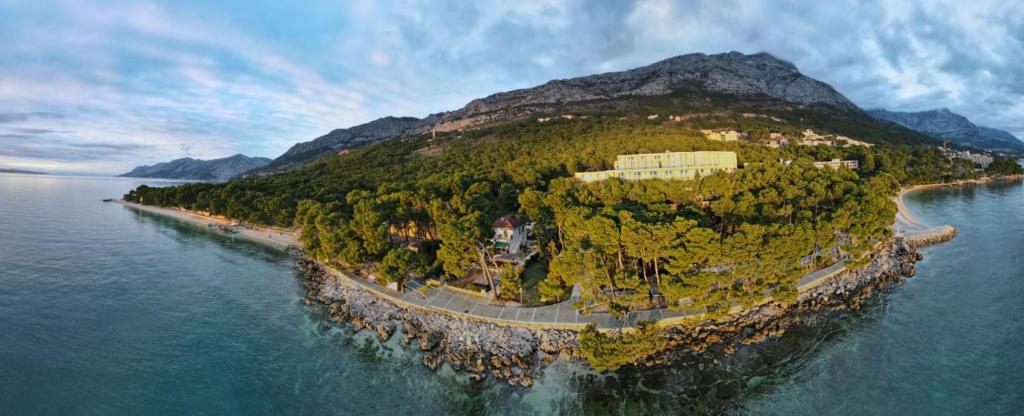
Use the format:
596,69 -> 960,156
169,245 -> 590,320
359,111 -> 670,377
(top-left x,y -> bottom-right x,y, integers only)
1,173 -> 1023,415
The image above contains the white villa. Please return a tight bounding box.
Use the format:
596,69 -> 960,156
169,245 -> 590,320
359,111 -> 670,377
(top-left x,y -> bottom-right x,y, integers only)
493,214 -> 528,255
813,159 -> 859,170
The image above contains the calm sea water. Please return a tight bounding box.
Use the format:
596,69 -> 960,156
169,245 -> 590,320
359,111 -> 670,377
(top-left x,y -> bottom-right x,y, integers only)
1,173 -> 1022,415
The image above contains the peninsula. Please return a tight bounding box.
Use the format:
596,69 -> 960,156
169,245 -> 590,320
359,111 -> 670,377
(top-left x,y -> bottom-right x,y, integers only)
119,51 -> 1024,384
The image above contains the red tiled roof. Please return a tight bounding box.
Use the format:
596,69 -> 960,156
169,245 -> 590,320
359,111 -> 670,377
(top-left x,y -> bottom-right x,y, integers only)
493,215 -> 523,229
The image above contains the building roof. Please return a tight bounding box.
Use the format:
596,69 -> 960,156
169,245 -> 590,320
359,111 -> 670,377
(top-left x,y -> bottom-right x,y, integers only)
493,215 -> 524,229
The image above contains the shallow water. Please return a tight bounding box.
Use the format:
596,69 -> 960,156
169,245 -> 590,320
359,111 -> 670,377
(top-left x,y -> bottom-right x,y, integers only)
2,173 -> 1022,415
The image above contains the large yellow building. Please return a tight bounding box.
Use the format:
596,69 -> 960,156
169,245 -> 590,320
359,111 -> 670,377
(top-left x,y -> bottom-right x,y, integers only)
574,151 -> 738,182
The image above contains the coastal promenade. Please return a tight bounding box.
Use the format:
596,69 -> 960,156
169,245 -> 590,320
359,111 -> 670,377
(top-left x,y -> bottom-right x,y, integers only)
117,195 -> 940,330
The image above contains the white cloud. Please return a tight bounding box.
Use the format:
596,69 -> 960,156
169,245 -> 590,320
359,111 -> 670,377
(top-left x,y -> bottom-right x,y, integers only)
4,0 -> 1024,173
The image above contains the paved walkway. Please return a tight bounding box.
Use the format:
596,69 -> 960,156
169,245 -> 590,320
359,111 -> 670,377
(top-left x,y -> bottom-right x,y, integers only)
323,259 -> 848,330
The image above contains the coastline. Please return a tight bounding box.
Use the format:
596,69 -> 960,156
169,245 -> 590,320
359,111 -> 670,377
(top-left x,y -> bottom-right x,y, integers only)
299,239 -> 921,385
116,199 -> 932,385
894,174 -> 1022,239
117,200 -> 299,250
900,174 -> 1024,199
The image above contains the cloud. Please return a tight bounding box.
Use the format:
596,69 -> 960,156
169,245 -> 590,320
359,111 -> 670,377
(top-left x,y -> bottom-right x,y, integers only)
3,0 -> 1024,174
0,137 -> 155,162
8,128 -> 72,135
0,112 -> 64,123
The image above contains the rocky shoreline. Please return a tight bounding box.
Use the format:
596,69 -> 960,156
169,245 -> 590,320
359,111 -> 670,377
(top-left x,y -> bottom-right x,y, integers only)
295,237 -> 922,386
650,238 -> 921,367
297,257 -> 579,387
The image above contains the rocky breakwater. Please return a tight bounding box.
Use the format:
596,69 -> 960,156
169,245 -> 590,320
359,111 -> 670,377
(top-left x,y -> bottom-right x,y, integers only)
297,258 -> 579,387
903,225 -> 957,248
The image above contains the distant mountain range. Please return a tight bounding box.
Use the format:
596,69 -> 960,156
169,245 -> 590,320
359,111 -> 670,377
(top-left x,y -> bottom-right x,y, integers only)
867,108 -> 1024,154
0,167 -> 46,175
119,154 -> 271,181
257,51 -> 935,173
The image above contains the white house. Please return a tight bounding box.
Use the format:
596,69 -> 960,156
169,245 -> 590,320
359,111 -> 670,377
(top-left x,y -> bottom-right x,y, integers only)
493,215 -> 528,255
813,159 -> 859,170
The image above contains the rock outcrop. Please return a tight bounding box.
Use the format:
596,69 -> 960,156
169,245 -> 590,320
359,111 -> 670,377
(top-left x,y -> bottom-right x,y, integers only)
297,258 -> 578,387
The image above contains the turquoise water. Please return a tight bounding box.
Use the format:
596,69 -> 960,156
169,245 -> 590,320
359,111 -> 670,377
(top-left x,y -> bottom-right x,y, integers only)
2,173 -> 1023,415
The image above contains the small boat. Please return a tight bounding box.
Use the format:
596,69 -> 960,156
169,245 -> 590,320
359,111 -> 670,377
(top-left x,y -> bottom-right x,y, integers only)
102,198 -> 114,202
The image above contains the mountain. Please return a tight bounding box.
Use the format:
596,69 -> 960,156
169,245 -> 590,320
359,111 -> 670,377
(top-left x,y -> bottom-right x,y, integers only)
261,117 -> 425,172
119,154 -> 271,181
425,51 -> 858,132
867,108 -> 1024,153
259,51 -> 932,173
0,167 -> 46,175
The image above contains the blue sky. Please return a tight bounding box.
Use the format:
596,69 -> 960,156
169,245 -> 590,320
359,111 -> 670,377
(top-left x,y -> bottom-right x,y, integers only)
2,0 -> 1023,174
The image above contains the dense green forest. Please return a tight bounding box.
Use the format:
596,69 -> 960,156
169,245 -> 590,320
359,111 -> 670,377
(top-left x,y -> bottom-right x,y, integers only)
124,117 -> 1009,314
125,116 -> 1020,372
985,156 -> 1024,176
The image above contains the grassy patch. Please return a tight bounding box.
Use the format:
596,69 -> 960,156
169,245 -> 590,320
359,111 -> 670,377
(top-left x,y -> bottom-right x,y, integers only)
521,261 -> 549,305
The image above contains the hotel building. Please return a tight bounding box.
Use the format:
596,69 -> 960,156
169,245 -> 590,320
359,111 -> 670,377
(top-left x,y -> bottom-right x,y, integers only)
574,151 -> 738,182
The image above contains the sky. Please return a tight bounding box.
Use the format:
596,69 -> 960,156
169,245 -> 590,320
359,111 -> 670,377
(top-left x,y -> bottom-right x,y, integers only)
2,0 -> 1023,174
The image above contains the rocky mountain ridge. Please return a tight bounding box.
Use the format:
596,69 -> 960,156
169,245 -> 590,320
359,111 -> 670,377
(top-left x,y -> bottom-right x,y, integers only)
260,51 -> 874,173
867,108 -> 1024,153
120,154 -> 271,181
439,52 -> 854,118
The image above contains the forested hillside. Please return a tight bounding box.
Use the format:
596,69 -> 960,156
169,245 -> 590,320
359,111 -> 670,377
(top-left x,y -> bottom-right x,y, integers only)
125,116 -> 989,319
252,52 -> 937,174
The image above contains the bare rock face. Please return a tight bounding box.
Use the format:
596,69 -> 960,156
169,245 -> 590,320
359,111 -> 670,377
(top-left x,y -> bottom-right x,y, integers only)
426,52 -> 857,132
257,52 -> 862,173
449,52 -> 855,115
